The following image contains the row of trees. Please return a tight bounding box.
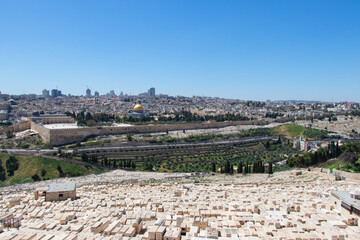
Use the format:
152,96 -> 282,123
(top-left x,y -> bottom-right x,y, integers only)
158,112 -> 249,123
80,152 -> 136,169
212,160 -> 273,174
31,168 -> 48,182
121,116 -> 154,123
65,111 -> 118,126
66,110 -> 250,126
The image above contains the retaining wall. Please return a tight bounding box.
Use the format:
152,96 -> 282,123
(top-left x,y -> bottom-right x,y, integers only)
0,121 -> 31,134
36,120 -> 268,146
332,169 -> 360,182
30,122 -> 51,143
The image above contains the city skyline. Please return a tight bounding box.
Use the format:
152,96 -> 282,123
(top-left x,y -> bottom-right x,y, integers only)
2,87 -> 360,104
0,1 -> 359,102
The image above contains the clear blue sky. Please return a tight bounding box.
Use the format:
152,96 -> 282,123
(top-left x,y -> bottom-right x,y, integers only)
0,0 -> 359,102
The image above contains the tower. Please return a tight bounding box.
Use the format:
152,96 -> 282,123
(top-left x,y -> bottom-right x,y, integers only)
86,88 -> 91,98
148,87 -> 155,97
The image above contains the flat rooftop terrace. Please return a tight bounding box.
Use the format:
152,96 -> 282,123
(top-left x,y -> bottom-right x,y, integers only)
47,183 -> 76,193
332,191 -> 360,209
43,123 -> 80,129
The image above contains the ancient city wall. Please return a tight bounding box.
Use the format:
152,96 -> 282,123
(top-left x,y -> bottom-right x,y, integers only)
30,122 -> 51,143
46,120 -> 268,145
0,121 -> 31,134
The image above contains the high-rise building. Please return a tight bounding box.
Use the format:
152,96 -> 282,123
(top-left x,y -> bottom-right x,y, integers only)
51,89 -> 61,98
109,90 -> 116,97
94,91 -> 99,97
86,88 -> 91,98
51,89 -> 58,98
42,89 -> 50,97
148,87 -> 155,97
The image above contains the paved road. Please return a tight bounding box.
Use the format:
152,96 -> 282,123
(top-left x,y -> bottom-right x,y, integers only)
1,149 -> 56,154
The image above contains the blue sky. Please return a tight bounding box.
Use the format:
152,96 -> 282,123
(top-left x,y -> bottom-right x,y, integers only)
0,0 -> 359,102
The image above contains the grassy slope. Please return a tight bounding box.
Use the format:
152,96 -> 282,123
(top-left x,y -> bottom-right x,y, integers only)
271,124 -> 328,140
323,159 -> 360,173
0,153 -> 106,187
272,124 -> 305,138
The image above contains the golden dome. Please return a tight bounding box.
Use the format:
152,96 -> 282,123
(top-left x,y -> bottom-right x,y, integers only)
134,104 -> 144,111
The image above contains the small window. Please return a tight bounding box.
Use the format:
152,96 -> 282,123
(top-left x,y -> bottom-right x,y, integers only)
59,193 -> 64,197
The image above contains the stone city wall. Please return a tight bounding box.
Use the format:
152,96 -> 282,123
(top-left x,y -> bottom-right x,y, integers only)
30,122 -> 51,143
45,120 -> 267,146
0,121 -> 31,134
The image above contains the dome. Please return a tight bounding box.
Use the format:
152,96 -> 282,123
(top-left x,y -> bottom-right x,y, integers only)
134,104 -> 144,111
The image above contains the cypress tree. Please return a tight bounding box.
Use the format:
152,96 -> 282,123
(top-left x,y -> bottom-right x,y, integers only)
81,152 -> 88,162
211,162 -> 216,172
0,159 -> 6,181
335,142 -> 341,157
237,162 -> 243,174
268,161 -> 273,174
225,160 -> 231,173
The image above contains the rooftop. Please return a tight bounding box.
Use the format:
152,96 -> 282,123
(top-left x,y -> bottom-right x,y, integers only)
332,191 -> 360,209
43,123 -> 80,129
47,183 -> 76,193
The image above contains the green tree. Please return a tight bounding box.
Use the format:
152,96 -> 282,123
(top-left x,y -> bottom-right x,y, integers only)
6,131 -> 13,139
41,169 -> 46,177
85,112 -> 93,121
57,165 -> 66,177
268,161 -> 273,174
90,155 -> 98,164
127,133 -> 133,141
225,160 -> 231,173
229,163 -> 234,174
144,162 -> 153,171
104,157 -> 108,167
211,162 -> 216,172
32,173 -> 41,181
237,162 -> 243,174
0,159 -> 6,181
6,155 -> 19,176
81,152 -> 89,162
86,120 -> 96,126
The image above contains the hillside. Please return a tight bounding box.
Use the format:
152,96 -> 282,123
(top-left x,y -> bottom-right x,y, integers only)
272,124 -> 329,139
322,152 -> 360,173
0,153 -> 107,187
